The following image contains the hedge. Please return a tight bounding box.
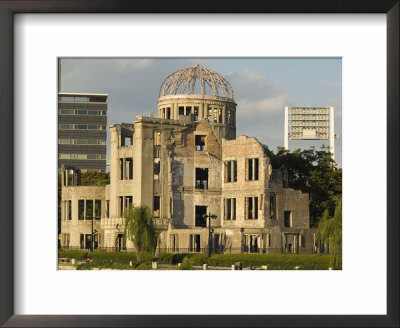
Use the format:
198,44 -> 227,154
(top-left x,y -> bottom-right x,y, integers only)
161,253 -> 341,270
59,250 -> 341,270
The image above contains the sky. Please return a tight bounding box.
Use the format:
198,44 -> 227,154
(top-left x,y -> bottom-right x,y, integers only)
60,58 -> 342,166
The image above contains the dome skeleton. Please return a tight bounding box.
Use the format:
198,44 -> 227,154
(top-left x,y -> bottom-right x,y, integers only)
159,65 -> 234,100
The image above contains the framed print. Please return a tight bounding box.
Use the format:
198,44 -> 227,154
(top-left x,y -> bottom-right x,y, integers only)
0,1 -> 398,327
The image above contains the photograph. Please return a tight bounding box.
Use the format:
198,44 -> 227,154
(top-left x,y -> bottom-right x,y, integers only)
58,58 -> 342,271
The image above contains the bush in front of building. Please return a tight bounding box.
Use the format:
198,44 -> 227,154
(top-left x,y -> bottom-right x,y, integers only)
157,253 -> 341,270
58,250 -> 138,266
157,253 -> 188,265
206,254 -> 341,270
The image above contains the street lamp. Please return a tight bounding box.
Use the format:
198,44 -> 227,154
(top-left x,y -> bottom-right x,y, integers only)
86,215 -> 97,252
203,213 -> 217,257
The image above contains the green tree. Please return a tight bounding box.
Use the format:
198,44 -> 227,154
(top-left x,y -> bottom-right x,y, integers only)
123,204 -> 157,262
263,145 -> 342,227
80,171 -> 110,186
317,197 -> 342,268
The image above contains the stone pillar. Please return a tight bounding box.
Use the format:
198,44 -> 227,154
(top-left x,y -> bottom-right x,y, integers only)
173,103 -> 178,120
199,103 -> 204,119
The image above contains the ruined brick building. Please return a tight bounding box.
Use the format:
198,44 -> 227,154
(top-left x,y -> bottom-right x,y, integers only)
60,65 -> 315,254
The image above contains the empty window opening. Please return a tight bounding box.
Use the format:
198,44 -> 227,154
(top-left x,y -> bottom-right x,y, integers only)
94,200 -> 101,220
106,200 -> 110,218
170,234 -> 178,252
284,211 -> 292,227
190,234 -> 201,252
195,168 -> 208,190
123,136 -> 132,146
120,159 -> 124,180
270,193 -> 277,220
153,196 -> 160,218
226,160 -> 237,182
67,200 -> 72,220
153,161 -> 160,179
179,106 -> 184,116
79,233 -> 99,250
195,206 -> 207,227
247,158 -> 259,181
166,107 -> 171,119
185,106 -> 192,115
195,135 -> 206,151
125,158 -> 133,180
244,234 -> 259,253
266,233 -> 271,248
246,197 -> 258,219
225,198 -> 236,220
154,145 -> 160,158
86,200 -> 93,219
119,196 -> 124,216
193,107 -> 199,120
125,196 -> 132,210
78,200 -> 85,220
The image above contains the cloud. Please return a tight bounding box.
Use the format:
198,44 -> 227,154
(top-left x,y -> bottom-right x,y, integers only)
237,94 -> 288,118
227,70 -> 266,84
316,80 -> 341,87
115,59 -> 154,71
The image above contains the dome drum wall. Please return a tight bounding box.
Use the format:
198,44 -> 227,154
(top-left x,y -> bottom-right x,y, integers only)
157,66 -> 237,140
157,95 -> 237,140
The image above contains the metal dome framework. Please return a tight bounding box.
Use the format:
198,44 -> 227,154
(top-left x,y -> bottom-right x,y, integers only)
159,65 -> 234,100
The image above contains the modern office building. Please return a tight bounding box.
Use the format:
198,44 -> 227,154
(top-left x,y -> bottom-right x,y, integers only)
58,92 -> 108,172
60,66 -> 317,254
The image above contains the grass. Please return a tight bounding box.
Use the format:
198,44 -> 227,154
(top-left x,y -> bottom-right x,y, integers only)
58,250 -> 341,270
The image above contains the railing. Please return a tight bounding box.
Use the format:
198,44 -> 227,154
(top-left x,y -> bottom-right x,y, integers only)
59,245 -> 339,255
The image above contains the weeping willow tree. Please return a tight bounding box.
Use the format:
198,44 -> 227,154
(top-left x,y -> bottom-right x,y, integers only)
123,204 -> 157,262
317,197 -> 342,269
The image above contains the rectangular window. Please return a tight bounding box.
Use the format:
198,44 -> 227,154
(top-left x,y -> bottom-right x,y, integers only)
59,109 -> 75,115
179,106 -> 184,116
193,107 -> 199,120
119,196 -> 124,216
95,200 -> 101,220
246,197 -> 258,219
80,234 -> 85,249
195,168 -> 208,190
124,137 -> 132,146
153,161 -> 160,176
86,200 -> 93,219
185,106 -> 192,115
125,196 -> 132,210
125,158 -> 133,179
78,200 -> 85,220
190,234 -> 201,252
166,107 -> 171,119
85,234 -> 92,250
270,193 -> 277,220
195,135 -> 206,151
225,198 -> 236,220
170,234 -> 178,252
247,158 -> 259,181
68,200 -> 72,220
120,159 -> 124,180
195,206 -> 207,227
106,200 -> 110,218
284,211 -> 292,227
153,196 -> 160,218
154,145 -> 160,158
226,160 -> 237,182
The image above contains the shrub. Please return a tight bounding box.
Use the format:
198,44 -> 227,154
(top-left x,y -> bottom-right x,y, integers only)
179,257 -> 193,270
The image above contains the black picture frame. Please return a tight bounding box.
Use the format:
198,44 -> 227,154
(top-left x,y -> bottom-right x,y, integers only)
0,1 -> 398,327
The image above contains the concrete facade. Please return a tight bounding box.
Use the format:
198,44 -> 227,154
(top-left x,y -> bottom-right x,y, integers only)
58,92 -> 108,172
60,66 -> 316,254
